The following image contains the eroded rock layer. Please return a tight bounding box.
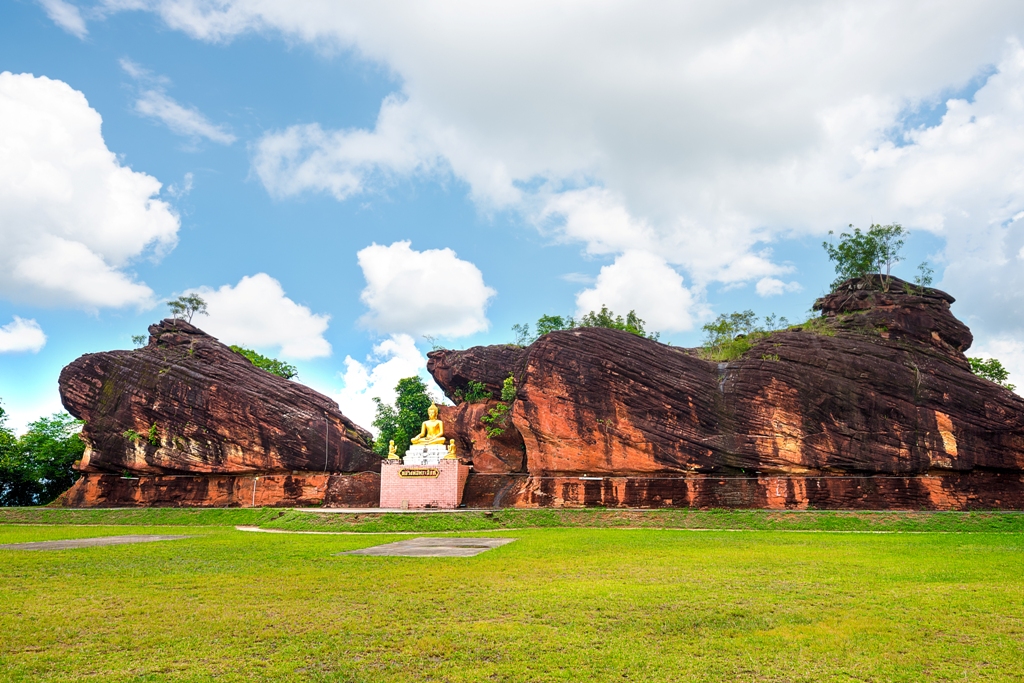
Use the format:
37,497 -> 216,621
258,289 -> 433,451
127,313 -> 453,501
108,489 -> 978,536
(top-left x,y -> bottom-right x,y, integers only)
432,277 -> 1024,509
58,319 -> 380,506
58,472 -> 380,508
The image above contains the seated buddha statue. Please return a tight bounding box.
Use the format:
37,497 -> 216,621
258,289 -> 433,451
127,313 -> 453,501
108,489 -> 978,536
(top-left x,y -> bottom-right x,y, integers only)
409,403 -> 446,446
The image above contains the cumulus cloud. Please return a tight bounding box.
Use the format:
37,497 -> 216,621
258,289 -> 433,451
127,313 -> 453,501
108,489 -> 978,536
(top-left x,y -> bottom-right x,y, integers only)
755,278 -> 803,297
121,59 -> 236,144
334,333 -> 434,432
0,72 -> 178,309
99,2 -> 1024,338
187,273 -> 331,359
0,317 -> 47,354
575,251 -> 700,333
357,241 -> 496,337
37,0 -> 87,39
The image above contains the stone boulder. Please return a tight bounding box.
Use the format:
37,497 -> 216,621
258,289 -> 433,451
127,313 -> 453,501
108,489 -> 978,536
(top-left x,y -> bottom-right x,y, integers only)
56,319 -> 381,507
428,277 -> 1024,509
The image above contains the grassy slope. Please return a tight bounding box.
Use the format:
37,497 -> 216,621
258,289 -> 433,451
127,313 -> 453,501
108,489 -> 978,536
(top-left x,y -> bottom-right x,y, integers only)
1,521 -> 1023,681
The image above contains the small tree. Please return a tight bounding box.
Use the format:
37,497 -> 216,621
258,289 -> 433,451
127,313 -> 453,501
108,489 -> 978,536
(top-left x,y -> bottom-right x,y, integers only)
968,357 -> 1016,392
822,223 -> 907,292
230,346 -> 298,379
371,377 -> 434,457
168,294 -> 208,323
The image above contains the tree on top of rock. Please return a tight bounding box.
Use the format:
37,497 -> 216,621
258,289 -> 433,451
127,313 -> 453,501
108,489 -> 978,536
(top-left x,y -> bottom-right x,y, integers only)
167,294 -> 208,323
823,223 -> 906,292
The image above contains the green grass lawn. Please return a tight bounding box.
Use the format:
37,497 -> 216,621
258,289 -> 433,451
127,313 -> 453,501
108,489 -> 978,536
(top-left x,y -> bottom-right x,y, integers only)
1,513 -> 1023,682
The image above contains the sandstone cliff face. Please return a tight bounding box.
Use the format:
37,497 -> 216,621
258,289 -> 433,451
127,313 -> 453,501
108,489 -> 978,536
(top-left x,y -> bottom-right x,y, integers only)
59,319 -> 379,478
430,277 -> 1024,509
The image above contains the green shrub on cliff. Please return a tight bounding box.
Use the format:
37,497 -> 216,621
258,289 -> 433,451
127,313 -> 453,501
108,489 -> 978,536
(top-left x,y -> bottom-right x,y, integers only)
229,345 -> 298,379
512,307 -> 659,345
969,357 -> 1016,391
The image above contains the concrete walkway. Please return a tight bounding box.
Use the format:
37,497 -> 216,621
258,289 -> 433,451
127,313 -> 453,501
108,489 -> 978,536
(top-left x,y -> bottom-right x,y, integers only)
341,537 -> 516,557
0,535 -> 191,551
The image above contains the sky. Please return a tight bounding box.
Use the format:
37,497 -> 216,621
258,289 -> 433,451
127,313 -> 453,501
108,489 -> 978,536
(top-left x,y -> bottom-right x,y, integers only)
2,1 -> 1024,433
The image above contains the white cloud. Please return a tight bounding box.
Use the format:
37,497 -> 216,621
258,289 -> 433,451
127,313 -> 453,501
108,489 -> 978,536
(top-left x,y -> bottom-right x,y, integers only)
100,2 -> 1024,337
187,273 -> 331,359
334,333 -> 432,432
575,251 -> 700,333
0,317 -> 47,354
121,59 -> 236,144
755,277 -> 803,297
357,241 -> 496,337
38,0 -> 87,39
0,72 -> 178,309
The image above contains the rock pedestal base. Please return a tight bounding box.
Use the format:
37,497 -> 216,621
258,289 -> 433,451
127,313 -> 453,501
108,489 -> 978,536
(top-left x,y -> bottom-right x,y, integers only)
380,459 -> 470,509
54,471 -> 381,508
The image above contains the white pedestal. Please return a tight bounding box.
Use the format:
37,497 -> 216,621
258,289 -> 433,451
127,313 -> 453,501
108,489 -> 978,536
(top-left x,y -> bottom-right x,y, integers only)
402,444 -> 449,466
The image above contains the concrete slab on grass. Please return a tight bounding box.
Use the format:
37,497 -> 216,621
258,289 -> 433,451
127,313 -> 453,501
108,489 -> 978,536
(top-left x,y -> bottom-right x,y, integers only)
342,537 -> 516,557
0,535 -> 191,551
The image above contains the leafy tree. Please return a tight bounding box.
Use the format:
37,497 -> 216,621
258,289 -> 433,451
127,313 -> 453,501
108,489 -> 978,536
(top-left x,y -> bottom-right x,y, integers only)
0,406 -> 84,507
511,323 -> 532,347
578,306 -> 659,340
969,357 -> 1016,392
822,223 -> 907,292
700,311 -> 790,361
371,377 -> 434,457
230,346 -> 298,379
0,400 -> 32,506
536,315 -> 574,337
168,294 -> 208,323
131,334 -> 148,348
17,413 -> 85,504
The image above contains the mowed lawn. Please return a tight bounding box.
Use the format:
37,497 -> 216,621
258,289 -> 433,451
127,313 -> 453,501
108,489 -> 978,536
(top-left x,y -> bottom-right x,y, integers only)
1,522 -> 1023,682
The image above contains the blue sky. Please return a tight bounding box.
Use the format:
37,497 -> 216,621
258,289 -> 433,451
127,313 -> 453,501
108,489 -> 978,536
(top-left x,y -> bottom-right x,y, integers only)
2,1 -> 1023,432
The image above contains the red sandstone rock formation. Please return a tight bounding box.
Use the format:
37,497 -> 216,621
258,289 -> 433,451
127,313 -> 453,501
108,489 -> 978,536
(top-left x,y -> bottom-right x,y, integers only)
57,319 -> 380,507
429,277 -> 1024,509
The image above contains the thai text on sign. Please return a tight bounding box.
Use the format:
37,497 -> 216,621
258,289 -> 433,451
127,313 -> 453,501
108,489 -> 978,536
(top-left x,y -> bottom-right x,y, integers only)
399,468 -> 440,478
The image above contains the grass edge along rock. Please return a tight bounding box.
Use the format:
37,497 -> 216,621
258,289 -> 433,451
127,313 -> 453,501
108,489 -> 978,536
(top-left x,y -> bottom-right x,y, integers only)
3,507 -> 1024,533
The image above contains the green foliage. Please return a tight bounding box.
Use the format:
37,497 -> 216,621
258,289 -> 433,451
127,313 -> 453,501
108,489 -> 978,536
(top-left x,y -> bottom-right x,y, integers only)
500,374 -> 516,402
167,294 -> 208,323
699,310 -> 791,361
512,308 -> 659,345
454,380 -> 492,404
914,261 -> 934,288
788,315 -> 836,337
123,429 -> 140,442
968,357 -> 1016,392
536,314 -> 574,337
229,345 -> 298,379
147,423 -> 160,446
131,334 -> 148,348
578,305 -> 659,340
481,374 -> 517,438
822,223 -> 907,291
372,377 -> 434,456
0,407 -> 85,507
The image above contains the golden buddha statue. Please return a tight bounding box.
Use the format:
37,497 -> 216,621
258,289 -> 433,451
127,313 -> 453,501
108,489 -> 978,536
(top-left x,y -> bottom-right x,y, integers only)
409,403 -> 446,446
387,440 -> 399,460
444,438 -> 457,459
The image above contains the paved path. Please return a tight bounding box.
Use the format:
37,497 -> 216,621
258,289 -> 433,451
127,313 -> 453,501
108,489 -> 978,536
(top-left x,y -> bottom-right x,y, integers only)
0,535 -> 191,551
341,537 -> 516,557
